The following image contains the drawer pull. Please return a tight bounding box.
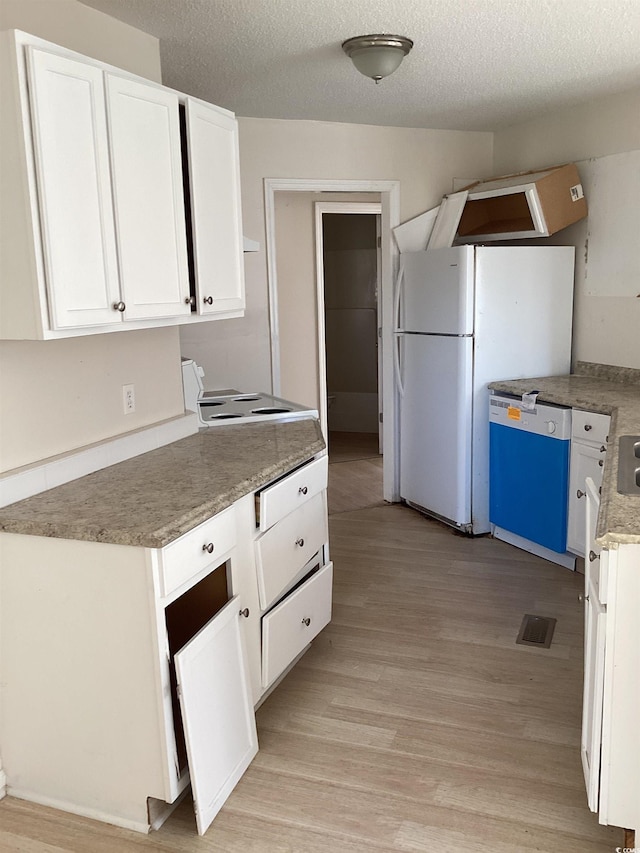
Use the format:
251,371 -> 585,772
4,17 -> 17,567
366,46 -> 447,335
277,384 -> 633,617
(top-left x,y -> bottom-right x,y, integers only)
584,424 -> 592,431
589,550 -> 599,562
599,445 -> 607,453
301,617 -> 311,627
202,542 -> 215,554
295,537 -> 305,547
239,607 -> 250,618
112,301 -> 126,312
598,459 -> 604,467
579,593 -> 589,603
577,489 -> 585,499
299,486 -> 308,496
203,296 -> 213,305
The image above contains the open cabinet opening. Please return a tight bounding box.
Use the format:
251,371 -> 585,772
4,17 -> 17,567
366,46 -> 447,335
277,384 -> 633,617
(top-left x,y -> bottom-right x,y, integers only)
165,562 -> 230,772
457,193 -> 534,237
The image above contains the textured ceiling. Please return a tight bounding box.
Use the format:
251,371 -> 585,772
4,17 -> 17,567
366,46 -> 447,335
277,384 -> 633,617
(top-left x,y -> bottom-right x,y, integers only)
79,0 -> 640,131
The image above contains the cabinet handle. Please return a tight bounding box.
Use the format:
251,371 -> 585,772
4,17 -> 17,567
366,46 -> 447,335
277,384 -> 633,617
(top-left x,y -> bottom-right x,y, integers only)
578,593 -> 589,603
202,542 -> 215,554
589,550 -> 599,562
112,301 -> 126,312
301,617 -> 311,627
598,459 -> 604,467
239,607 -> 250,618
599,445 -> 606,453
299,486 -> 308,495
584,424 -> 592,431
295,537 -> 305,547
577,489 -> 585,498
185,296 -> 195,305
203,296 -> 213,305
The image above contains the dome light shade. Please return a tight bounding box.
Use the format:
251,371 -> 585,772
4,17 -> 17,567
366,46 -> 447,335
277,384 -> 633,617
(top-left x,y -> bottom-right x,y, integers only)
342,34 -> 413,83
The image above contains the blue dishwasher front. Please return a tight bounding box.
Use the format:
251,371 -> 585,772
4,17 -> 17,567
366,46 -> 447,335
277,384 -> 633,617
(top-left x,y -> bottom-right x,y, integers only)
489,394 -> 571,553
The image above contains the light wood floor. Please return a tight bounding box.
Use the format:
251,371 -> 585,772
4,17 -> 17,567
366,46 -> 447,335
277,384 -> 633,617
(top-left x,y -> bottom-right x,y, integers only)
0,444 -> 624,851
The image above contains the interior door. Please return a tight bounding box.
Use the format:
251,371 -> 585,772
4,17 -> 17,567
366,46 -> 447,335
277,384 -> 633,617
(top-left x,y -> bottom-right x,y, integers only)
26,48 -> 121,329
175,595 -> 258,835
105,75 -> 190,320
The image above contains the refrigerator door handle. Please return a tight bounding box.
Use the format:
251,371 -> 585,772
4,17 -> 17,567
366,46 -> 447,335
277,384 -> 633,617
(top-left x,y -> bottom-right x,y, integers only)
393,261 -> 405,396
393,260 -> 405,334
394,332 -> 404,397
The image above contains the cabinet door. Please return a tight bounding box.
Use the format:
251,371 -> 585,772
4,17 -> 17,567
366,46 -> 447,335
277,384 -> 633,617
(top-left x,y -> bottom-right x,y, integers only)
581,575 -> 606,812
174,595 -> 257,836
26,49 -> 121,329
184,99 -> 245,316
567,443 -> 606,556
105,75 -> 190,320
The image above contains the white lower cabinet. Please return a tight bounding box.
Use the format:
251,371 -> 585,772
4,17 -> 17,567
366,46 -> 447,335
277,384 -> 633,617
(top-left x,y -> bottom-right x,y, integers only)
0,515 -> 254,836
253,455 -> 331,691
0,454 -> 332,836
580,479 -> 640,833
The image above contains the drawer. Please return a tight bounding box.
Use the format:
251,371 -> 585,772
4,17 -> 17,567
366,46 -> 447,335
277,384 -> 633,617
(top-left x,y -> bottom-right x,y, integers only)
157,505 -> 236,598
255,491 -> 328,611
261,561 -> 333,688
572,410 -> 611,445
257,455 -> 328,532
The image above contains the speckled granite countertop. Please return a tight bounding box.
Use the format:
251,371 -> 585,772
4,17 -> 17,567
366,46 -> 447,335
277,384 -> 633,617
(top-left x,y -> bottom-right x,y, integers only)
489,363 -> 640,547
0,418 -> 325,549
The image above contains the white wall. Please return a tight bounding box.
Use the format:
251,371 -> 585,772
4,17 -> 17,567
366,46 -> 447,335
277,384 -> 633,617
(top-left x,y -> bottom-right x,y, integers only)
493,89 -> 640,369
180,118 -> 493,393
0,0 -> 184,473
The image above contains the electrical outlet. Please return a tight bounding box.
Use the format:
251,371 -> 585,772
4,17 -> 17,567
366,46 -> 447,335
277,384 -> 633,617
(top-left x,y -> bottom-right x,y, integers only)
123,384 -> 135,414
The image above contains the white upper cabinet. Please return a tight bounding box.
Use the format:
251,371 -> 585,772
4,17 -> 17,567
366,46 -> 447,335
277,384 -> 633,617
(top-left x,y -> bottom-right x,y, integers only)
0,30 -> 246,339
184,99 -> 245,317
26,48 -> 121,329
105,75 -> 190,320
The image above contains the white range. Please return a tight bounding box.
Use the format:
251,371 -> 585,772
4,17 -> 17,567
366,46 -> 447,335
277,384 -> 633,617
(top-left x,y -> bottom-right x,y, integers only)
181,359 -> 318,426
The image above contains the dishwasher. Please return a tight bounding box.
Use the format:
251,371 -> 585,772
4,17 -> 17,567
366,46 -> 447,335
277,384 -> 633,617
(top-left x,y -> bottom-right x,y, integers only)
489,393 -> 575,568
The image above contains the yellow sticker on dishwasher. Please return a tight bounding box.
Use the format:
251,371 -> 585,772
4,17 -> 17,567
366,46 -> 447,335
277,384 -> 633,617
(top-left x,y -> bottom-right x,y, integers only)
507,406 -> 522,421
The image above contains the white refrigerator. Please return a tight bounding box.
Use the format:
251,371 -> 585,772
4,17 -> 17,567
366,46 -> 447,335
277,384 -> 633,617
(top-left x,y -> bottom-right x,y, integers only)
396,245 -> 575,534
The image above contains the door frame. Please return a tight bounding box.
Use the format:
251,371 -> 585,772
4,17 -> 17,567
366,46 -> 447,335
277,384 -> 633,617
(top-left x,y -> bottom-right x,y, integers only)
263,178 -> 400,503
313,202 -> 382,442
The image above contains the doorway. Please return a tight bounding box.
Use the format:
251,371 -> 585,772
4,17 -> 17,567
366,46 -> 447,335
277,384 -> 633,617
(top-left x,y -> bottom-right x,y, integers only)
315,204 -> 382,466
264,178 -> 400,504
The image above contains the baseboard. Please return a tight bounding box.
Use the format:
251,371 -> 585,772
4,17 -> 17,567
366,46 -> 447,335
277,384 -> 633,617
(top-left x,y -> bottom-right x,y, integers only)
0,767 -> 7,799
7,788 -> 151,834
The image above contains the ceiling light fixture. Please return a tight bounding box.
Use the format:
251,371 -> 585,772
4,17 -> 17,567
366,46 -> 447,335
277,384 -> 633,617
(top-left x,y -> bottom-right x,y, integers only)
342,34 -> 413,84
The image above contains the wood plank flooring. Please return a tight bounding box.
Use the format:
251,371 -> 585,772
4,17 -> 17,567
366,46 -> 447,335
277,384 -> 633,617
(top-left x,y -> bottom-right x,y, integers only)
0,437 -> 624,851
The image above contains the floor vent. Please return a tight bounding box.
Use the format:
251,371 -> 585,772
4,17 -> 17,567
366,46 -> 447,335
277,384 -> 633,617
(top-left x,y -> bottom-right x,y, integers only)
516,614 -> 556,648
